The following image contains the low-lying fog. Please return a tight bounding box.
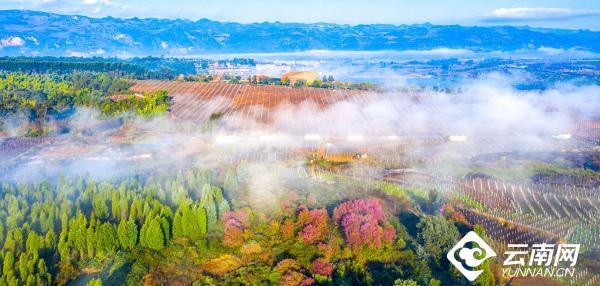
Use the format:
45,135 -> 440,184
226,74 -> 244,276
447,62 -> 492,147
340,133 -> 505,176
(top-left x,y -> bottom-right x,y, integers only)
1,73 -> 598,182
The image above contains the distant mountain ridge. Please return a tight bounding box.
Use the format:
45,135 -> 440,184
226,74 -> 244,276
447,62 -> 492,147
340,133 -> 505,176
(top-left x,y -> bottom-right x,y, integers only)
0,9 -> 599,57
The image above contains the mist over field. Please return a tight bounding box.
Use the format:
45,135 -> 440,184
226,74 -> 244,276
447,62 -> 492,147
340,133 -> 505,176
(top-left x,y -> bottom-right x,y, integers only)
2,74 -> 597,183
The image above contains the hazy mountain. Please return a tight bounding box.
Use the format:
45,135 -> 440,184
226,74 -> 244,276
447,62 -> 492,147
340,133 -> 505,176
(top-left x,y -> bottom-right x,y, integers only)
0,9 -> 599,57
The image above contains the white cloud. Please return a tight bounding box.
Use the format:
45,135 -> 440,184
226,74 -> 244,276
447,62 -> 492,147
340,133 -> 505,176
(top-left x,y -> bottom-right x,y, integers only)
0,36 -> 25,48
113,33 -> 127,40
81,0 -> 114,6
484,7 -> 600,21
65,48 -> 108,57
2,0 -> 134,18
536,46 -> 598,58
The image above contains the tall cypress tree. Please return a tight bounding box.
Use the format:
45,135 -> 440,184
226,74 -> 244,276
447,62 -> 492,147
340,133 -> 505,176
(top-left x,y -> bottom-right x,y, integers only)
117,219 -> 138,250
95,223 -> 118,257
172,209 -> 183,239
223,167 -> 238,194
473,225 -> 496,286
144,218 -> 165,251
199,184 -> 218,230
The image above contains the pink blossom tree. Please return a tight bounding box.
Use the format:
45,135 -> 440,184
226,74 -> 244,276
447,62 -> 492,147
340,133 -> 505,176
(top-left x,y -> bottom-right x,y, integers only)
296,207 -> 328,244
222,209 -> 250,247
333,198 -> 396,249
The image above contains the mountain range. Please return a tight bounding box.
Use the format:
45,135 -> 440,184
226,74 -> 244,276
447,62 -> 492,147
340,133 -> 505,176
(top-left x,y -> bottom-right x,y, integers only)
0,9 -> 599,57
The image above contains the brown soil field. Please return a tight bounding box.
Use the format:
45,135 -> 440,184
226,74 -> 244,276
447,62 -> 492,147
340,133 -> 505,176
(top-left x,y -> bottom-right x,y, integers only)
129,81 -> 371,122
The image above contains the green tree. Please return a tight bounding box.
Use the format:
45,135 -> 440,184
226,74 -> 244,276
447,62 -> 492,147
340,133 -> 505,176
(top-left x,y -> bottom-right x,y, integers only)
311,80 -> 323,88
473,225 -> 496,286
416,216 -> 459,265
214,187 -> 230,219
199,184 -> 218,230
117,220 -> 138,250
85,219 -> 97,258
36,259 -> 50,285
141,217 -> 165,251
3,251 -> 15,278
57,229 -> 70,263
69,213 -> 87,258
111,191 -> 120,219
95,223 -> 118,257
394,279 -> 419,286
223,167 -> 238,194
172,209 -> 183,239
177,203 -> 206,241
86,278 -> 103,286
197,206 -> 207,238
293,79 -> 307,88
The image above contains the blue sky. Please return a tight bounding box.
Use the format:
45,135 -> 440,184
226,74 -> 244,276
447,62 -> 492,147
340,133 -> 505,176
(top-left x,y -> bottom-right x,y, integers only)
2,0 -> 600,30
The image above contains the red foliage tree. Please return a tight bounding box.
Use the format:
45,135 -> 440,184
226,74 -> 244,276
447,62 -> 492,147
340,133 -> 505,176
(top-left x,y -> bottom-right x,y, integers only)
311,258 -> 333,277
300,277 -> 315,286
222,209 -> 250,248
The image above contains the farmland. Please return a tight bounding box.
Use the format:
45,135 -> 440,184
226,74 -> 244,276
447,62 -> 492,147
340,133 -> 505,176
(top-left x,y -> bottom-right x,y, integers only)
129,80 -> 371,122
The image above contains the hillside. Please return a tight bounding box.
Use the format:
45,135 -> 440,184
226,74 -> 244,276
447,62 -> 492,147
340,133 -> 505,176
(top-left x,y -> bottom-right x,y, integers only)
0,10 -> 599,56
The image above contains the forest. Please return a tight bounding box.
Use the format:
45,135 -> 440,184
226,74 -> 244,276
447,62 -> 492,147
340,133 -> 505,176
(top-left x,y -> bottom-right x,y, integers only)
0,165 -> 498,286
0,72 -> 170,135
0,57 -> 196,80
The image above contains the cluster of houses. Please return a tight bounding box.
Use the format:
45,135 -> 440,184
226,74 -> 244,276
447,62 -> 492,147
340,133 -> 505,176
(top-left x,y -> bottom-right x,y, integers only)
202,71 -> 320,86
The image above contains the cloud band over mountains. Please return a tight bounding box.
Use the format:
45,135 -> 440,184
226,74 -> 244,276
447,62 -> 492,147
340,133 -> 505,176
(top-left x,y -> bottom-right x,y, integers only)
484,7 -> 600,22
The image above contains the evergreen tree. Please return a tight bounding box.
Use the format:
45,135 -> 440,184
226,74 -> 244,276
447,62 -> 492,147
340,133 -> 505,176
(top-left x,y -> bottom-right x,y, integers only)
3,251 -> 15,279
143,218 -> 165,251
139,218 -> 148,248
172,209 -> 183,239
181,203 -> 195,239
393,279 -> 418,286
86,278 -> 103,286
36,259 -> 50,285
57,229 -> 70,263
85,221 -> 96,258
197,206 -> 207,238
95,223 -> 118,257
223,168 -> 238,194
69,213 -> 87,258
157,216 -> 170,243
213,187 -> 230,219
118,197 -> 129,221
117,220 -> 138,250
200,184 -> 218,230
473,225 -> 496,286
416,216 -> 459,265
111,192 -> 120,219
